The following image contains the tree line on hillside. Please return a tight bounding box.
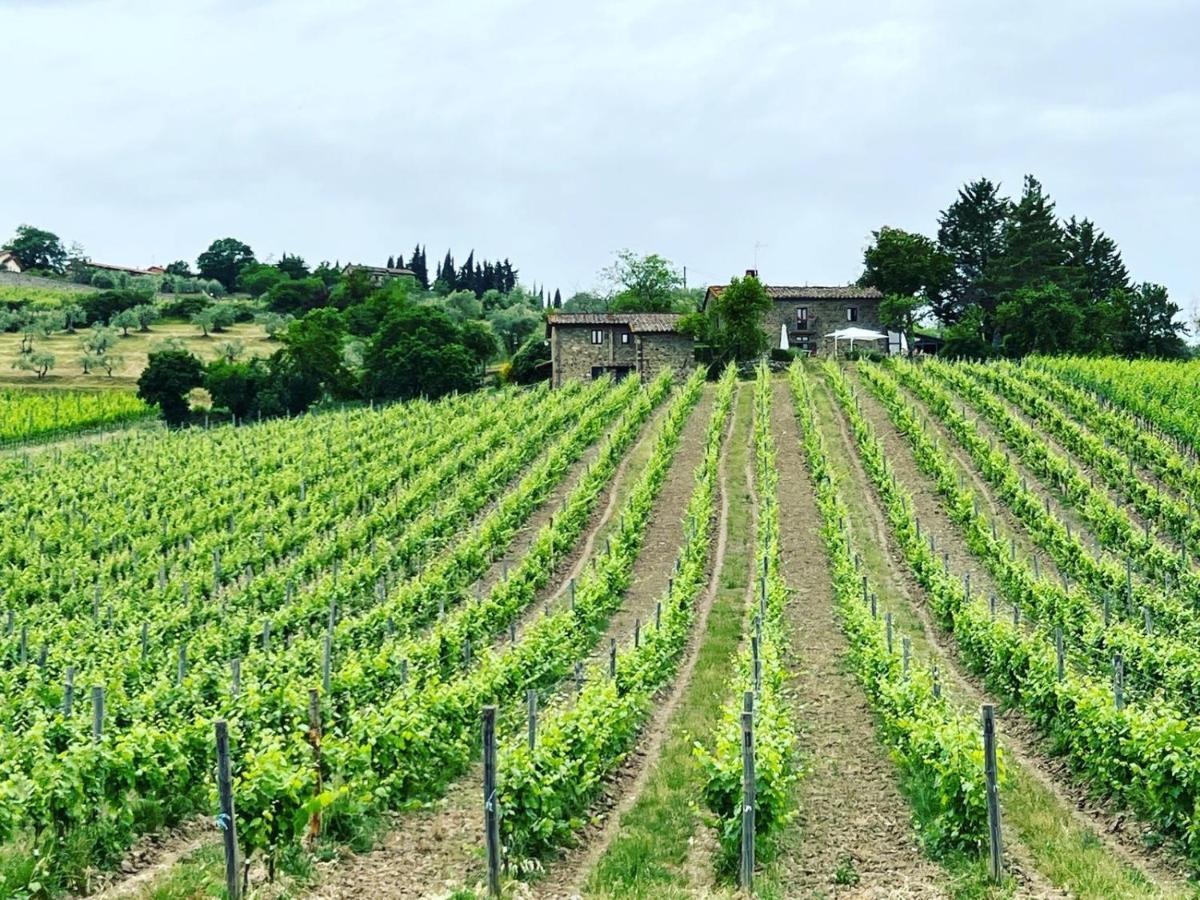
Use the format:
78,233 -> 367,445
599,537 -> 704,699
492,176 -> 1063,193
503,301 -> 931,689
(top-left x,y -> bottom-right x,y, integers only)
859,175 -> 1188,358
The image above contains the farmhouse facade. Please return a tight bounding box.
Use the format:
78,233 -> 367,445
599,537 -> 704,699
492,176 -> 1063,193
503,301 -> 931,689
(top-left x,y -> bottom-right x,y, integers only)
342,263 -> 416,286
546,313 -> 694,387
704,273 -> 885,354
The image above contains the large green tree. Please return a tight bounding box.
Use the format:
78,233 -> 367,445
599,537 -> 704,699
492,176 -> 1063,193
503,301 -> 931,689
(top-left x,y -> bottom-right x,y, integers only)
1062,217 -> 1130,302
860,226 -> 952,355
3,225 -> 67,272
280,308 -> 355,399
604,251 -> 684,313
1114,283 -> 1188,358
138,349 -> 205,425
362,305 -> 477,401
936,178 -> 1009,330
684,273 -> 771,365
196,238 -> 256,291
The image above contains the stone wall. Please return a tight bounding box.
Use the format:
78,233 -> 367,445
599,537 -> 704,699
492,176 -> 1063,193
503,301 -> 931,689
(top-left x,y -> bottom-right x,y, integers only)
638,332 -> 694,380
764,298 -> 885,354
551,325 -> 694,386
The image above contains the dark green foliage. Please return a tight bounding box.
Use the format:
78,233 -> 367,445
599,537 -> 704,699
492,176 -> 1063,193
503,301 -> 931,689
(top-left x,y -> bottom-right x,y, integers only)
861,226 -> 952,355
280,308 -> 356,400
137,349 -> 204,425
936,178 -> 1009,329
164,260 -> 193,277
159,294 -> 210,318
508,334 -> 550,384
1063,217 -> 1129,302
276,253 -> 309,280
2,224 -> 67,272
196,238 -> 256,291
266,277 -> 331,315
80,290 -> 147,326
1113,283 -> 1187,358
684,273 -> 771,365
605,251 -> 684,313
362,305 -> 477,400
236,262 -> 288,298
459,319 -> 498,365
205,358 -> 270,419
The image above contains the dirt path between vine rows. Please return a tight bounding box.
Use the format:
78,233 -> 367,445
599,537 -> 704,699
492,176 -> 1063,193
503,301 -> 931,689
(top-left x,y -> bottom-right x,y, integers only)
841,369 -> 1193,894
303,387 -> 716,899
770,377 -> 948,898
531,387 -> 734,898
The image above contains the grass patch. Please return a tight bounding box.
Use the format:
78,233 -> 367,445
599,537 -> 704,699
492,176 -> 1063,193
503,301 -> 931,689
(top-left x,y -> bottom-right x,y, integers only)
583,384 -> 752,899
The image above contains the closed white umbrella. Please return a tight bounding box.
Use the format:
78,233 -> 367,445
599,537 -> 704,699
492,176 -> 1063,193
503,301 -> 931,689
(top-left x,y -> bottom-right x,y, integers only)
779,322 -> 789,351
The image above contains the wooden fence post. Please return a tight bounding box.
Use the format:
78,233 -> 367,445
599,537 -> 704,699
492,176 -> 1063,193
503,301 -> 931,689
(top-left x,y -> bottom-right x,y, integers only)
527,689 -> 538,750
982,704 -> 1003,884
91,686 -> 104,741
63,666 -> 75,716
1054,627 -> 1064,682
740,698 -> 755,892
1113,654 -> 1125,710
215,720 -> 242,900
609,638 -> 617,678
482,706 -> 501,898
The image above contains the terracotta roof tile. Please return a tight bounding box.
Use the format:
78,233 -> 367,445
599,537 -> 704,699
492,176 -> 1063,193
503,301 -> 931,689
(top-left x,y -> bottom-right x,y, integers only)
546,312 -> 685,333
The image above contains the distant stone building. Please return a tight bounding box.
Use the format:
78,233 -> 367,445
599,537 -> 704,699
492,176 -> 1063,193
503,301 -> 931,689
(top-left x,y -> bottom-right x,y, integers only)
341,263 -> 416,287
546,313 -> 694,387
704,272 -> 885,354
0,252 -> 21,273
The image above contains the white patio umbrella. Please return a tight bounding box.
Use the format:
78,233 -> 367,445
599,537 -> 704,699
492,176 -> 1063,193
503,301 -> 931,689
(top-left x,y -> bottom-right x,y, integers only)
779,322 -> 789,351
825,326 -> 888,355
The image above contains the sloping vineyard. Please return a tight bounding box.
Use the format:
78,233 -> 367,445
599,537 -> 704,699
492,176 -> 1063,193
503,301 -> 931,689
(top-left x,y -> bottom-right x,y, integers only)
0,388 -> 151,445
6,356 -> 1200,898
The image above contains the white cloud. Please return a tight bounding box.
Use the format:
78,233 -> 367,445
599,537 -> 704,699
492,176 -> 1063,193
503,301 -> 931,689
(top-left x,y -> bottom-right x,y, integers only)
0,0 -> 1195,302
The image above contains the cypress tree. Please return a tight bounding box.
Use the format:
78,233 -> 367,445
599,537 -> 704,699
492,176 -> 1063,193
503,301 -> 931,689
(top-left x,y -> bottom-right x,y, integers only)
553,288 -> 562,308
386,255 -> 395,269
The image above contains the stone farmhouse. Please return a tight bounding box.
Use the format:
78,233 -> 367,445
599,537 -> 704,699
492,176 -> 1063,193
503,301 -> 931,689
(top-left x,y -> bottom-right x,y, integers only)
0,251 -> 22,273
704,271 -> 885,355
546,313 -> 694,387
342,263 -> 416,287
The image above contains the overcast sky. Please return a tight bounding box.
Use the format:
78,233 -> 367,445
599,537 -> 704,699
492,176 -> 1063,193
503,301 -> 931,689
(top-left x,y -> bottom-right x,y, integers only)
2,0 -> 1196,311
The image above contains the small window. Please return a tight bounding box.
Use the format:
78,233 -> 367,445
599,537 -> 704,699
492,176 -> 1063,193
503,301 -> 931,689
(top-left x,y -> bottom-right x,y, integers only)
591,329 -> 604,345
796,306 -> 808,323
846,307 -> 859,322
621,332 -> 631,345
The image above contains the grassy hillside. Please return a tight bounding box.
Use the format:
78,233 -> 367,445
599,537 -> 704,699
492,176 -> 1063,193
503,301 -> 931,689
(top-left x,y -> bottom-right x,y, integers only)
0,320 -> 274,389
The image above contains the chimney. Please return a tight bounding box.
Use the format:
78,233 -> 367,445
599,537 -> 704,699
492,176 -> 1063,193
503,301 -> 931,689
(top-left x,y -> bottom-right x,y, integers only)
745,268 -> 758,279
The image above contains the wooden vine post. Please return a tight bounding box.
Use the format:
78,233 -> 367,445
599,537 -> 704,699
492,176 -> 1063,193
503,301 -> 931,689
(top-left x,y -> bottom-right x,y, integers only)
982,704 -> 1003,884
482,706 -> 502,898
215,719 -> 242,900
306,689 -> 323,848
740,691 -> 756,893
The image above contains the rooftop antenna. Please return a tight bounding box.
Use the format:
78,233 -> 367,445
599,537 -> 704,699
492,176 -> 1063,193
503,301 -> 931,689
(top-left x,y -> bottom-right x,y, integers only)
753,241 -> 768,270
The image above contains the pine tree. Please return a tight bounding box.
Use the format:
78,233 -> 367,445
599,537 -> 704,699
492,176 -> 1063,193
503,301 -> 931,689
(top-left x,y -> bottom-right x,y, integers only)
936,177 -> 1009,328
994,175 -> 1068,293
1063,217 -> 1129,302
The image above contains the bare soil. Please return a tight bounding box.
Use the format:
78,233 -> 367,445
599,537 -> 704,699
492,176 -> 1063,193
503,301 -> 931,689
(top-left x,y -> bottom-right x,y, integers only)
771,377 -> 948,898
531,387 -> 735,898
